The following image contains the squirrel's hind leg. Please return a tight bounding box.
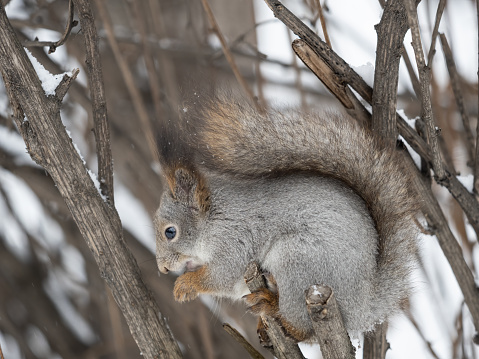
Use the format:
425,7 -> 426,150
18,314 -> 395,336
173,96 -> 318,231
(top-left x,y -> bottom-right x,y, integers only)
244,275 -> 310,343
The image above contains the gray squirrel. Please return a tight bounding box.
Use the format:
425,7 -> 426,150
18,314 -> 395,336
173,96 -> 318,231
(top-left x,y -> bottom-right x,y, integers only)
154,94 -> 419,341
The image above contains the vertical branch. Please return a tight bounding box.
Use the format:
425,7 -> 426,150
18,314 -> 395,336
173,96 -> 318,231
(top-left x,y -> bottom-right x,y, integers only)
72,0 -> 114,204
404,0 -> 446,180
244,263 -> 305,359
371,0 -> 408,142
426,0 -> 446,68
315,0 -> 331,47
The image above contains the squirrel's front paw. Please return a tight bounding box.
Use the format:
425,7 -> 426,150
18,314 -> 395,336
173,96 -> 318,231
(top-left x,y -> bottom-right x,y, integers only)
174,273 -> 200,302
243,287 -> 279,317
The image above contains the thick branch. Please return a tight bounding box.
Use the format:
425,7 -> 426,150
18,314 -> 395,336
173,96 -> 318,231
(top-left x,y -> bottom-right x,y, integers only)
305,285 -> 355,359
244,262 -> 305,359
363,323 -> 389,359
0,5 -> 182,358
371,0 -> 408,142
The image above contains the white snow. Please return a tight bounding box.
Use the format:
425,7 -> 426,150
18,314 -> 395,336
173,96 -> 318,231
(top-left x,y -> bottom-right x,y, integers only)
353,62 -> 375,87
24,48 -> 72,97
457,174 -> 474,193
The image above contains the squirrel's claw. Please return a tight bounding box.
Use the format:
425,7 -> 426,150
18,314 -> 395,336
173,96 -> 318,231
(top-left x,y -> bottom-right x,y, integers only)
243,288 -> 279,317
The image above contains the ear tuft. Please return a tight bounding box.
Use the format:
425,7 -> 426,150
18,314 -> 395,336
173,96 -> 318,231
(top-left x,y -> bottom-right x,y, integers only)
171,167 -> 210,213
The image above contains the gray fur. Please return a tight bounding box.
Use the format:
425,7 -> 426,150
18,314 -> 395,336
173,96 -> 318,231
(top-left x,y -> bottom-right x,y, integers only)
155,96 -> 419,338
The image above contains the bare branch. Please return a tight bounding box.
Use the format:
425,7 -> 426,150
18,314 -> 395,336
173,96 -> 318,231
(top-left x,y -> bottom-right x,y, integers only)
292,39 -> 371,126
426,0 -> 446,68
403,0 -> 446,180
305,285 -> 355,359
55,68 -> 80,101
244,262 -> 305,359
23,0 -> 78,54
411,168 -> 479,336
363,323 -> 389,359
315,0 -> 331,47
371,0 -> 408,142
73,0 -> 115,203
223,323 -> 266,359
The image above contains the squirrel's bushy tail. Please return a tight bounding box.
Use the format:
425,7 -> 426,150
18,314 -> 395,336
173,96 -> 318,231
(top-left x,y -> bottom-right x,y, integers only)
185,95 -> 419,322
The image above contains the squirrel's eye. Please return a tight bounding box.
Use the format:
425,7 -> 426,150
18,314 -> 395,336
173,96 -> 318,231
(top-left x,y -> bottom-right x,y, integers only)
164,226 -> 177,240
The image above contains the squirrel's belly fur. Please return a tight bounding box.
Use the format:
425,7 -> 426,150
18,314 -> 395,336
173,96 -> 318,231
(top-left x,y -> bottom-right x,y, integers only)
154,93 -> 419,341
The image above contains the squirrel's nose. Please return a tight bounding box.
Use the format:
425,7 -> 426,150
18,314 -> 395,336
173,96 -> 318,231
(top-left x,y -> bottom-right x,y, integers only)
159,266 -> 169,274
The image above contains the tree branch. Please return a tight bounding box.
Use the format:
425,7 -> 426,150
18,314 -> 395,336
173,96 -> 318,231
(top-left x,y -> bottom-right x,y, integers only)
72,0 -> 115,203
403,0 -> 446,179
305,285 -> 355,359
371,0 -> 408,142
0,4 -> 182,358
23,0 -> 78,54
244,262 -> 305,359
223,323 -> 266,359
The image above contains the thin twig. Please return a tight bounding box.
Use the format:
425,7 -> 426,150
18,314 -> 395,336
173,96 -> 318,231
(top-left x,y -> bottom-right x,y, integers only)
55,68 -> 80,101
315,0 -> 331,47
404,0 -> 446,179
401,45 -> 421,98
200,0 -> 260,110
73,0 -> 115,203
244,262 -> 305,359
426,0 -> 446,68
287,30 -> 307,111
223,323 -> 266,359
93,0 -> 159,162
439,33 -> 474,162
23,0 -> 77,54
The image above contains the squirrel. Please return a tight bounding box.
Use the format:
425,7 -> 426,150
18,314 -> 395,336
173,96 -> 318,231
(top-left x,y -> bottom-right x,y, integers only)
154,93 -> 419,342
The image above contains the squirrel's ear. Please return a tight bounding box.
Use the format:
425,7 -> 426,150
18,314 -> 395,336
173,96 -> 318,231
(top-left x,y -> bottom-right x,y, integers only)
171,167 -> 210,213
